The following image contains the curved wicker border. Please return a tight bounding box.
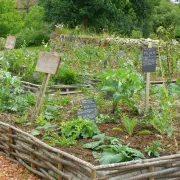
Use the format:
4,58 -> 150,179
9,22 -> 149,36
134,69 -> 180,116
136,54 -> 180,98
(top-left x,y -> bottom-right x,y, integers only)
0,121 -> 180,180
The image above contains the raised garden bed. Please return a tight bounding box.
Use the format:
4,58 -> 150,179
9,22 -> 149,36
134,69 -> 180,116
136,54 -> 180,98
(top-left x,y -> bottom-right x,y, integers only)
0,121 -> 180,180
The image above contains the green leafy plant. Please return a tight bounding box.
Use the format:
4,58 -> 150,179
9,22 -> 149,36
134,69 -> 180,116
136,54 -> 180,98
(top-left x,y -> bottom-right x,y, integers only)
96,114 -> 119,123
0,71 -> 35,114
97,61 -> 144,113
53,67 -> 79,85
83,134 -> 144,165
62,117 -> 100,139
143,86 -> 174,135
145,141 -> 162,157
121,115 -> 138,136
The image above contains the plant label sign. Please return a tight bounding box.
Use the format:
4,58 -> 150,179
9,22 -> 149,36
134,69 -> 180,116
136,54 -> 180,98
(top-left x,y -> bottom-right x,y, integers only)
77,98 -> 98,122
142,48 -> 157,72
35,52 -> 61,74
5,36 -> 16,49
81,98 -> 97,109
77,109 -> 98,122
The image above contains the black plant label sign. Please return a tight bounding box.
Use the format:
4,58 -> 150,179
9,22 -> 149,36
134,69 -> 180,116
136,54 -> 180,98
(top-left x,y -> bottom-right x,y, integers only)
77,98 -> 98,122
142,48 -> 157,72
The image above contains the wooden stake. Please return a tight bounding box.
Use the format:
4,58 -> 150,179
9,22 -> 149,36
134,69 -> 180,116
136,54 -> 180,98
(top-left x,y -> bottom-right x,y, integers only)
145,42 -> 152,110
145,72 -> 150,110
34,73 -> 51,118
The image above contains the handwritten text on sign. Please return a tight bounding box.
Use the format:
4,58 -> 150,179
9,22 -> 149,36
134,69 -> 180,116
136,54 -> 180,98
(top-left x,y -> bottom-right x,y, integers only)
77,98 -> 98,122
142,48 -> 157,72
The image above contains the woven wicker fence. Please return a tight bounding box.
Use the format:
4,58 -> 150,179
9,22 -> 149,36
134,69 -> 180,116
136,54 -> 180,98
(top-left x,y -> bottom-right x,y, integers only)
0,121 -> 180,180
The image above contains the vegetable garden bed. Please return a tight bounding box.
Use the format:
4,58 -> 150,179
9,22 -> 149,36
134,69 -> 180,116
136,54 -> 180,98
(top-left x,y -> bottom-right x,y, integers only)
0,121 -> 180,180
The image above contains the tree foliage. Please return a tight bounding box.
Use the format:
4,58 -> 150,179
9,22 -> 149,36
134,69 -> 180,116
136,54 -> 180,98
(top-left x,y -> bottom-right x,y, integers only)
0,0 -> 23,37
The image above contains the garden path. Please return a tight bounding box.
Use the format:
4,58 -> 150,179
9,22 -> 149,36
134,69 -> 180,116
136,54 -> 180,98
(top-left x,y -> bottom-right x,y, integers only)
0,153 -> 40,180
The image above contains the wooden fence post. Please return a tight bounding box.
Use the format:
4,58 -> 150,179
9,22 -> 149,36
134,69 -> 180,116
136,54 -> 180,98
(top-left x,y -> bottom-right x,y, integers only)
8,127 -> 14,158
91,169 -> 96,180
149,166 -> 155,180
31,144 -> 37,169
58,154 -> 63,180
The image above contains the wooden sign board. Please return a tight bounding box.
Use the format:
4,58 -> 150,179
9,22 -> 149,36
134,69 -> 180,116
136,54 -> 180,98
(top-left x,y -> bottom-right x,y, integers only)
5,36 -> 16,49
142,48 -> 157,72
77,98 -> 98,122
35,52 -> 61,74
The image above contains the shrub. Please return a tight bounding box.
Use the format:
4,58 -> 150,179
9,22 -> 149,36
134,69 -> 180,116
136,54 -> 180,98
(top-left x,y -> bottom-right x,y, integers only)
131,30 -> 143,39
53,68 -> 79,85
16,28 -> 49,48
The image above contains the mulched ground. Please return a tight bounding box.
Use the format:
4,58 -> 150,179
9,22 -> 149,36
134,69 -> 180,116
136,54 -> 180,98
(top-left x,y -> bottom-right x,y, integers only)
0,153 -> 40,180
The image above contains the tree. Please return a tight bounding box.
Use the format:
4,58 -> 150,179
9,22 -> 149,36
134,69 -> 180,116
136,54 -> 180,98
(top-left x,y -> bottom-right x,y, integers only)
152,0 -> 180,32
0,0 -> 23,37
38,0 -> 127,32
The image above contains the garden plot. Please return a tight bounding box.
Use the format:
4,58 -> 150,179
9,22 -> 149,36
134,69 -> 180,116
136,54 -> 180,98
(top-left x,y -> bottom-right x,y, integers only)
0,37 -> 180,179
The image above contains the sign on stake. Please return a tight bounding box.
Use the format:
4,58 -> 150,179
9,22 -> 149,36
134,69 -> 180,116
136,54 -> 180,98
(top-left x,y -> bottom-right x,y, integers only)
142,43 -> 157,110
33,52 -> 61,119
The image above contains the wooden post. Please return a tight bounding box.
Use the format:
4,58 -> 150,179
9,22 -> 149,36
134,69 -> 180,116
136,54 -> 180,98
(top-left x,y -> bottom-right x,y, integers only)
58,154 -> 63,180
8,127 -> 14,158
35,73 -> 51,116
145,42 -> 152,110
31,144 -> 37,169
145,72 -> 150,110
90,169 -> 96,180
149,166 -> 155,180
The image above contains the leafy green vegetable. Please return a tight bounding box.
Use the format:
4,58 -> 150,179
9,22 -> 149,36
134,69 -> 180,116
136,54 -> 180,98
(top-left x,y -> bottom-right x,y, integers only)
121,115 -> 138,136
62,117 -> 100,139
83,134 -> 144,164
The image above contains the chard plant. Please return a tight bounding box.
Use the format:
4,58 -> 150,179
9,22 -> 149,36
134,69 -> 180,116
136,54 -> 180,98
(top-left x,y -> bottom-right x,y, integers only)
97,61 -> 144,113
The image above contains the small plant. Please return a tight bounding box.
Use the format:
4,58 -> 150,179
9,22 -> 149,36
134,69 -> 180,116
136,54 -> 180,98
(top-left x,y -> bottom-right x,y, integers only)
145,141 -> 162,157
121,115 -> 138,136
138,130 -> 152,135
96,114 -> 119,123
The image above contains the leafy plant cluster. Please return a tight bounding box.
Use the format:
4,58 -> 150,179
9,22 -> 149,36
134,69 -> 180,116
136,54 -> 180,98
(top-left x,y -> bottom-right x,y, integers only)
144,85 -> 175,135
0,71 -> 35,114
83,134 -> 144,165
97,61 -> 144,113
2,48 -> 42,83
33,117 -> 100,146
